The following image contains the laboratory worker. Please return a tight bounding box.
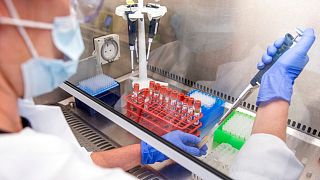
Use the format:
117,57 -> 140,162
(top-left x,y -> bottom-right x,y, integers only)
0,0 -> 207,179
230,28 -> 316,179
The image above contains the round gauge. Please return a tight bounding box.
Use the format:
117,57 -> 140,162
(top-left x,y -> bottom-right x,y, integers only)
101,38 -> 119,63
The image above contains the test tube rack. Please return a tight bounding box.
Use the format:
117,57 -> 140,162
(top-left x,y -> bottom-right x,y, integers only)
126,88 -> 202,136
213,111 -> 254,150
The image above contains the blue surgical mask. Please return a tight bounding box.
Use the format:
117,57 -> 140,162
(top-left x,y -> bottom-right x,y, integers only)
0,1 -> 84,98
21,16 -> 84,98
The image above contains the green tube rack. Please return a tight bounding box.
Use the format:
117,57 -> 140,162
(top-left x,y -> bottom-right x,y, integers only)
213,111 -> 254,150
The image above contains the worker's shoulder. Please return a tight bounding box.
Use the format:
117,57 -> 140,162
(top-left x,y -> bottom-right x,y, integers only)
0,128 -> 137,180
0,127 -> 73,154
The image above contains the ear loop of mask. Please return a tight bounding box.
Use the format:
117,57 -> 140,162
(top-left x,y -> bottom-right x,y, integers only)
3,0 -> 77,60
0,17 -> 53,30
4,0 -> 40,58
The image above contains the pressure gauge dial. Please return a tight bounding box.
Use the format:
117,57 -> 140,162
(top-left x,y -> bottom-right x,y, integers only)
94,34 -> 120,65
101,38 -> 119,63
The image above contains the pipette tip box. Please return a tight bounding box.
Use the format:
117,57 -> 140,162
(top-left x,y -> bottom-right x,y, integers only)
213,111 -> 254,150
192,143 -> 239,178
75,74 -> 120,116
187,89 -> 225,127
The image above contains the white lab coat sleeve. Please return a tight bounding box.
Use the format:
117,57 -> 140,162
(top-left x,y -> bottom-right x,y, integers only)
18,99 -> 93,164
229,133 -> 303,180
0,129 -> 136,180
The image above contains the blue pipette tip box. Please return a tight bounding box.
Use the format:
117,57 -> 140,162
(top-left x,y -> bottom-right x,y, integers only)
75,74 -> 120,116
187,89 -> 225,128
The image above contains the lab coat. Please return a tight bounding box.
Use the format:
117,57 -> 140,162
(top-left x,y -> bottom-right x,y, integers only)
0,99 -> 135,180
230,134 -> 304,180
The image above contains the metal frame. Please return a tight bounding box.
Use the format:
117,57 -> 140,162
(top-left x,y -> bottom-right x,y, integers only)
60,82 -> 231,180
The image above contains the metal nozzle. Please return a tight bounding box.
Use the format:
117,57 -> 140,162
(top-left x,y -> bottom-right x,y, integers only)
295,27 -> 305,36
294,27 -> 305,42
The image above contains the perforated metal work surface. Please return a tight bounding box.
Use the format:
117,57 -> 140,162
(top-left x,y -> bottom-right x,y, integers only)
60,105 -> 165,180
61,106 -> 118,152
128,166 -> 165,180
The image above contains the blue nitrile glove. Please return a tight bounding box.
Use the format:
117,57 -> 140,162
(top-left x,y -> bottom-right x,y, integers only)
256,28 -> 315,106
140,130 -> 208,164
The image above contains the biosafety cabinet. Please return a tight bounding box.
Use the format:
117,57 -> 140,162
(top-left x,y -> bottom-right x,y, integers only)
39,1 -> 320,179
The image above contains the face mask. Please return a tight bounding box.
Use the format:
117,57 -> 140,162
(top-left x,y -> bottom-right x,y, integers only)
0,1 -> 85,98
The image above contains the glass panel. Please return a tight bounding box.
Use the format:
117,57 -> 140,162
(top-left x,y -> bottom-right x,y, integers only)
68,0 -> 320,178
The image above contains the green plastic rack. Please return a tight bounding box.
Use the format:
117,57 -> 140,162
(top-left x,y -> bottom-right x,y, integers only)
213,111 -> 254,150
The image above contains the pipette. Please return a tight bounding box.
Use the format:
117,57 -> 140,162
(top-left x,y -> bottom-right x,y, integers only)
197,135 -> 209,148
146,4 -> 161,60
217,28 -> 303,126
197,28 -> 304,148
125,10 -> 138,73
135,38 -> 139,62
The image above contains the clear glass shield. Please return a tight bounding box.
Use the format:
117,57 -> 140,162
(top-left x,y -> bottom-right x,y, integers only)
67,0 -> 320,178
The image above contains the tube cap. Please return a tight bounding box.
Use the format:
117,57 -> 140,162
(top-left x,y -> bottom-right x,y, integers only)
160,86 -> 166,94
184,97 -> 189,103
178,93 -> 185,102
166,88 -> 172,96
155,83 -> 160,90
144,89 -> 150,96
188,97 -> 194,106
149,81 -> 155,88
134,83 -> 139,92
195,100 -> 201,109
171,90 -> 178,98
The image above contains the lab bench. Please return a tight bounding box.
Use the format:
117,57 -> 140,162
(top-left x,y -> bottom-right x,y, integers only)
54,56 -> 320,180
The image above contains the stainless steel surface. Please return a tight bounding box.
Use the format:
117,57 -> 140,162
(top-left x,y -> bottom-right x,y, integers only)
127,166 -> 166,180
33,88 -> 71,105
61,105 -> 119,151
287,133 -> 320,180
72,108 -> 140,147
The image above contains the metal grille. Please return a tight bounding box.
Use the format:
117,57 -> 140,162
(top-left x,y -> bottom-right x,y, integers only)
128,166 -> 165,180
287,119 -> 320,139
147,65 -> 320,140
61,106 -> 117,152
61,105 -> 165,180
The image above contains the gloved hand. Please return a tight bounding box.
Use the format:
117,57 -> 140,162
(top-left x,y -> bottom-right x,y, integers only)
256,28 -> 315,106
140,130 -> 208,164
